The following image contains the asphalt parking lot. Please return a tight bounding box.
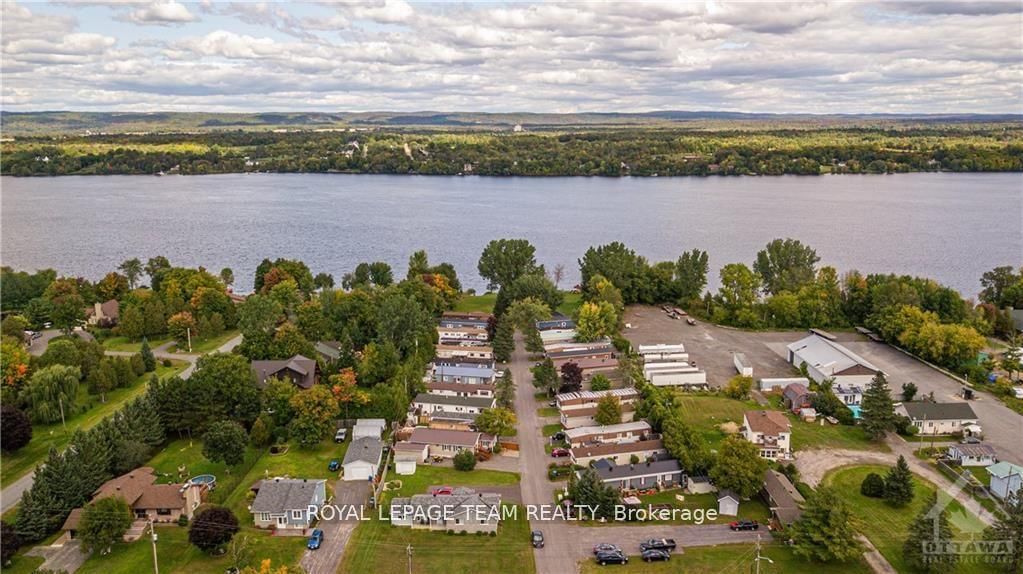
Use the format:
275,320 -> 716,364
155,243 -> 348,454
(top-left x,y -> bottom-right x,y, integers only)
623,306 -> 799,387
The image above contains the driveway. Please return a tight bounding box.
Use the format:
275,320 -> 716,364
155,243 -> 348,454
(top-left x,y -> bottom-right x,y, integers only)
27,328 -> 94,356
25,539 -> 88,573
300,480 -> 370,574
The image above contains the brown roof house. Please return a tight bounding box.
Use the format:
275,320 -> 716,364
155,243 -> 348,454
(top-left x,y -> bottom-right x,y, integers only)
62,467 -> 204,536
85,299 -> 120,327
762,469 -> 805,528
741,411 -> 792,461
251,354 -> 318,389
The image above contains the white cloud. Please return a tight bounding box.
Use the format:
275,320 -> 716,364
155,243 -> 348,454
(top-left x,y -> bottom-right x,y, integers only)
126,1 -> 197,25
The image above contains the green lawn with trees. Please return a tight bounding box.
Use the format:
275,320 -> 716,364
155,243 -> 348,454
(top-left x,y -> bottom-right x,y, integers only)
577,543 -> 868,573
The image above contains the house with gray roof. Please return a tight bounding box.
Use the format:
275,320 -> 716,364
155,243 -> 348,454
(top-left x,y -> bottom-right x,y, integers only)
787,332 -> 880,386
762,469 -> 805,529
342,437 -> 384,482
412,393 -> 495,426
250,478 -> 326,530
251,355 -> 318,390
896,402 -> 981,436
588,458 -> 684,490
389,488 -> 502,533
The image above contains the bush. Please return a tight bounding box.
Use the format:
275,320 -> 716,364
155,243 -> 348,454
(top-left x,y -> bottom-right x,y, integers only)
0,405 -> 32,453
590,374 -> 611,392
162,358 -> 172,367
629,454 -> 640,464
492,443 -> 502,454
453,449 -> 477,471
894,415 -> 918,436
177,514 -> 189,527
860,473 -> 886,498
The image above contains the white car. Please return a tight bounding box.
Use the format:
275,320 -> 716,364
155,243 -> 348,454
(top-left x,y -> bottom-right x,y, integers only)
334,428 -> 347,443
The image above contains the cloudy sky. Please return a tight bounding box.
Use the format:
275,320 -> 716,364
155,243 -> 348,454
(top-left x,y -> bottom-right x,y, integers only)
2,1 -> 1021,114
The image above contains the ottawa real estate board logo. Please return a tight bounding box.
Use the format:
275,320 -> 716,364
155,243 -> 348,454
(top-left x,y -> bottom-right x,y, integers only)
918,469 -> 1014,566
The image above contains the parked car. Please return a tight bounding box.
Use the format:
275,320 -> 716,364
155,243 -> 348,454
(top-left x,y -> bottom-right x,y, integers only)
531,530 -> 544,548
686,318 -> 697,326
639,539 -> 676,552
961,436 -> 981,444
327,459 -> 340,472
552,431 -> 566,441
595,551 -> 628,565
334,428 -> 347,443
730,519 -> 760,531
306,529 -> 324,550
592,543 -> 621,555
430,486 -> 453,495
548,400 -> 558,407
551,448 -> 570,458
641,549 -> 671,562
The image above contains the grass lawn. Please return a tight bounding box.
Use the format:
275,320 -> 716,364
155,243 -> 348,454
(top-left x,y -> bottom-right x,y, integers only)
76,524 -> 305,574
454,293 -> 497,313
0,360 -> 189,488
101,335 -> 173,352
557,292 -> 583,316
577,543 -> 869,573
673,395 -> 761,448
639,490 -> 772,525
383,465 -> 519,499
824,465 -> 990,574
542,423 -> 563,437
2,553 -> 45,574
789,417 -> 889,452
537,406 -> 559,418
169,329 -> 241,355
340,504 -> 535,574
145,437 -> 263,501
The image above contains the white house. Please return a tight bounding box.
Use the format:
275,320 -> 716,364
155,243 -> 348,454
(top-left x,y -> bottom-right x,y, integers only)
733,353 -> 753,377
563,421 -> 651,447
946,443 -> 997,467
436,326 -> 489,342
413,393 -> 494,419
759,377 -> 808,392
786,333 -> 880,386
353,419 -> 386,440
556,388 -> 640,429
987,462 -> 1023,500
393,442 -> 428,475
342,437 -> 383,481
833,384 -> 864,406
570,439 -> 667,467
741,410 -> 792,460
896,402 -> 981,436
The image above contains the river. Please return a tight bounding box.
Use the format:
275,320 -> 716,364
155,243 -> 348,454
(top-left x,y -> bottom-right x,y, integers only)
1,173 -> 1020,296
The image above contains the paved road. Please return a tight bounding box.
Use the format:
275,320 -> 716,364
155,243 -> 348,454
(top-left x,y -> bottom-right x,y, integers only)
26,328 -> 94,356
509,335 -> 760,573
301,480 -> 370,574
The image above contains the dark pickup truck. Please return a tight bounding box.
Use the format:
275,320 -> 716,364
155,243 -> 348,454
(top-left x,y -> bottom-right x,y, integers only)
639,538 -> 677,552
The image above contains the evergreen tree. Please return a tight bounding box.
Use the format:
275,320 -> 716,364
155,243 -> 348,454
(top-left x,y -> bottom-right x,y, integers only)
861,372 -> 896,441
661,412 -> 712,474
495,369 -> 515,408
530,358 -> 559,396
140,338 -> 156,372
524,327 -> 545,354
79,497 -> 133,554
885,455 -> 915,507
860,472 -> 886,498
568,468 -> 621,520
492,319 -> 514,363
903,492 -> 957,573
1,520 -> 21,566
983,492 -> 1023,573
791,486 -> 862,562
66,429 -> 112,490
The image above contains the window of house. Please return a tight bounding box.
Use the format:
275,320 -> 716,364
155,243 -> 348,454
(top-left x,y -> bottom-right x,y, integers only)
157,508 -> 171,515
292,509 -> 302,520
260,513 -> 270,522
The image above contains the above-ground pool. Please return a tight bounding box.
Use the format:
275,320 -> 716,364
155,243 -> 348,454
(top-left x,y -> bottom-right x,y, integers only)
186,474 -> 217,490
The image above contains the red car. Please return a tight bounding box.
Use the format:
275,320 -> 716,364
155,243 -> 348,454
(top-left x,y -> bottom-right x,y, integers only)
730,520 -> 759,531
430,486 -> 453,495
551,448 -> 571,457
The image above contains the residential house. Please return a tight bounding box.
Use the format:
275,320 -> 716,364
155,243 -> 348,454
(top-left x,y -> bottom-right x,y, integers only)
547,345 -> 615,363
537,317 -> 575,331
251,355 -> 318,389
589,458 -> 685,490
431,365 -> 496,385
426,381 -> 496,398
762,469 -> 805,529
389,488 -> 502,533
436,326 -> 489,343
342,437 -> 383,481
552,356 -> 620,379
407,427 -> 496,458
742,411 -> 792,460
570,439 -> 667,467
393,442 -> 428,475
314,340 -> 343,362
557,388 -> 639,428
786,332 -> 880,386
435,344 -> 494,360
85,300 -> 120,327
412,393 -> 495,426
782,383 -> 812,414
540,329 -> 577,345
896,402 -> 982,436
718,490 -> 740,516
987,462 -> 1023,500
439,311 -> 492,330
946,443 -> 997,467
637,343 -> 687,363
433,356 -> 496,369
561,403 -> 636,429
353,419 -> 387,440
250,478 -> 327,530
833,384 -> 864,406
564,421 -> 651,448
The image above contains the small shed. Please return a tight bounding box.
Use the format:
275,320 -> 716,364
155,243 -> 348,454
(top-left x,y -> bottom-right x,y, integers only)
393,442 -> 427,476
353,419 -> 387,440
686,475 -> 716,494
733,353 -> 753,377
718,489 -> 740,516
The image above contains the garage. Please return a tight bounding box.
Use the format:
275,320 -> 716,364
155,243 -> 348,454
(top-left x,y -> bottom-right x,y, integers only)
342,437 -> 383,482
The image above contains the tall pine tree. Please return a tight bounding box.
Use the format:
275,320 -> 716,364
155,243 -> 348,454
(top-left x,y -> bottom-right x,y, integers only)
885,455 -> 915,507
860,372 -> 896,441
904,491 -> 957,573
983,492 -> 1023,572
791,486 -> 862,562
492,318 -> 514,363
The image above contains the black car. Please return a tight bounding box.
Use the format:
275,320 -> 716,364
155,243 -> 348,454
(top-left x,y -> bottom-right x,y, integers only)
595,551 -> 628,565
641,549 -> 671,562
730,519 -> 760,531
592,543 -> 621,555
639,538 -> 676,552
552,431 -> 566,441
531,530 -> 544,548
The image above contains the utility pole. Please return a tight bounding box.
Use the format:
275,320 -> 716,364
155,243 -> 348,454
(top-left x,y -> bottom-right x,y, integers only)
186,327 -> 192,353
149,518 -> 159,574
753,534 -> 773,574
58,396 -> 66,432
406,543 -> 413,574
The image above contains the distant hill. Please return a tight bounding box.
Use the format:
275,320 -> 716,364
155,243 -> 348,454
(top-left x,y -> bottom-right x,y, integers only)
2,110 -> 1020,136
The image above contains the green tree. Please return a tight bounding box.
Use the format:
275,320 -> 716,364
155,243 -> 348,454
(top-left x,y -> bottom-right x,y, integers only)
0,405 -> 32,452
453,449 -> 477,471
791,486 -> 862,562
982,491 -> 1023,573
202,420 -> 248,467
578,242 -> 649,304
754,238 -> 820,295
860,472 -> 886,498
79,496 -> 132,554
139,338 -> 156,372
980,266 -> 1023,309
475,407 -> 517,438
675,249 -> 709,302
593,394 -> 622,426
716,263 -> 761,315
142,298 -> 167,337
357,342 -> 400,385
44,278 -> 86,333
723,375 -> 753,400
575,300 -> 617,342
589,374 -> 611,392
262,378 -> 297,429
884,455 -> 915,507
219,267 -> 234,288
272,322 -> 316,359
249,415 -> 271,447
661,412 -> 712,474
904,491 -> 957,573
709,435 -> 768,498
902,382 -> 919,402
499,273 -> 562,317
495,369 -> 515,408
407,250 -> 430,280
189,506 -> 239,553
119,305 -> 144,340
118,258 -> 143,289
1,315 -> 29,339
860,372 -> 896,441
20,365 -> 80,424
375,293 -> 431,357
493,319 -> 514,363
288,385 -> 341,448
477,239 -> 541,291
167,311 -> 196,347
531,358 -> 559,396
567,468 -> 621,520
1,520 -> 21,566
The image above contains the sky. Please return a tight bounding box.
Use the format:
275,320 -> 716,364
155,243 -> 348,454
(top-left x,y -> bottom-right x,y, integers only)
2,1 -> 1022,114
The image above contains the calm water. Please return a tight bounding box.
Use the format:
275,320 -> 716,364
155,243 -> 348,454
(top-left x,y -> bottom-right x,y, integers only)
1,173 -> 1020,297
